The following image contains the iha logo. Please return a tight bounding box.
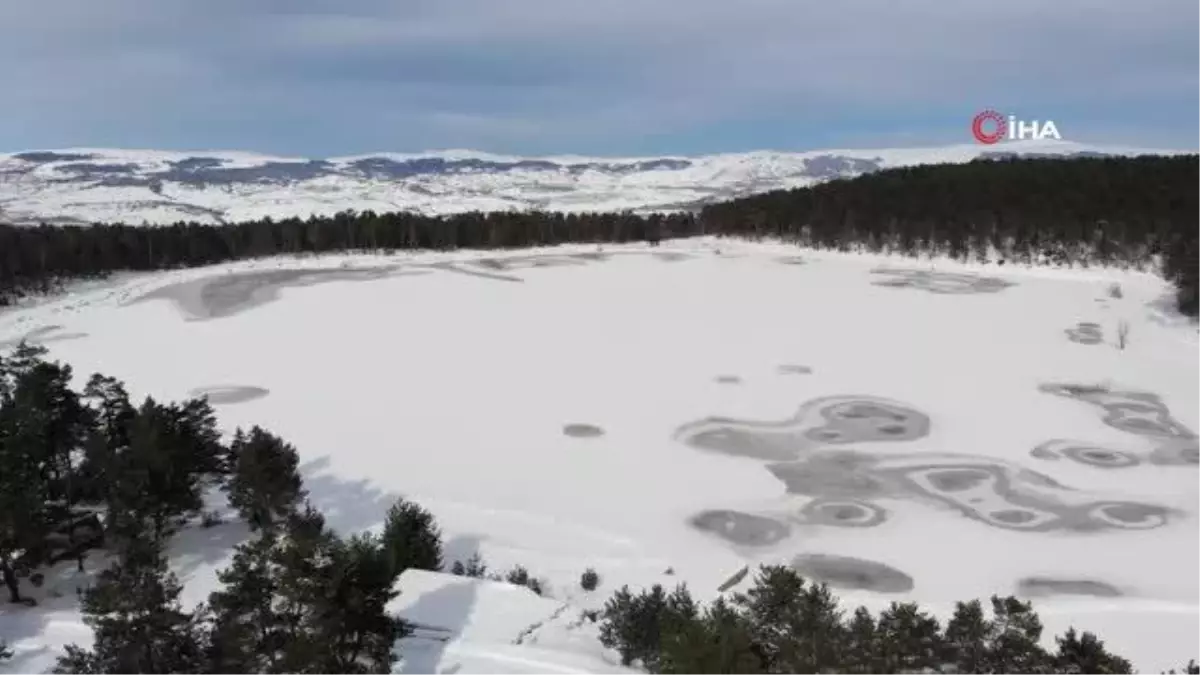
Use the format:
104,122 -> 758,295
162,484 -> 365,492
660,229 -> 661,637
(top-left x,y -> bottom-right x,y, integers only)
971,110 -> 1062,144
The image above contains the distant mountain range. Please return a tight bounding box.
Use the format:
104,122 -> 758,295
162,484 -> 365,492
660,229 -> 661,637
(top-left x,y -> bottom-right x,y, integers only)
0,140 -> 1183,226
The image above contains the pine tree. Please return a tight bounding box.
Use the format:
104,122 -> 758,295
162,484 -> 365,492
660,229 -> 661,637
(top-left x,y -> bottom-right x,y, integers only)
8,357 -> 92,570
54,537 -> 208,674
580,567 -> 600,592
874,601 -> 944,673
206,534 -> 282,673
0,380 -> 51,604
657,596 -> 765,674
733,565 -> 846,673
1053,627 -> 1133,674
224,427 -> 306,534
599,583 -> 698,670
267,505 -> 338,672
103,398 -> 215,543
944,599 -> 992,673
842,606 -> 880,673
984,595 -> 1052,673
314,533 -> 409,673
264,507 -> 408,673
378,498 -> 442,578
504,565 -> 531,587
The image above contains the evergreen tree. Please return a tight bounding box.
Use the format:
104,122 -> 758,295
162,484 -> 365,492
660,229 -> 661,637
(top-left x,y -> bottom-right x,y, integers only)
54,537 -> 208,674
732,565 -> 846,673
102,397 -> 222,543
598,583 -> 698,670
504,565 -> 531,587
1053,627 -> 1133,674
265,506 -> 408,673
313,532 -> 409,673
842,606 -> 880,673
580,567 -> 600,592
205,534 -> 282,673
944,599 -> 992,673
224,427 -> 306,534
77,375 -> 136,506
0,373 -> 51,603
7,356 -> 92,570
984,595 -> 1052,673
378,498 -> 442,578
657,596 -> 765,674
873,601 -> 944,673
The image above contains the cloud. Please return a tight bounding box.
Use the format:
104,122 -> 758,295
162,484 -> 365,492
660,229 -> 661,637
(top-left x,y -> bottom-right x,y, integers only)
1,0 -> 1195,155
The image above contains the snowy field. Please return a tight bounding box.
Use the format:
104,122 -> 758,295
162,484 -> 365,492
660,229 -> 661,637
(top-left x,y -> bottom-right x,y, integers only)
0,237 -> 1197,673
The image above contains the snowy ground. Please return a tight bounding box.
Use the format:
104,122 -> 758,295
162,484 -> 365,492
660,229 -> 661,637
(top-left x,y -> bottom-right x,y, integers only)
0,237 -> 1196,673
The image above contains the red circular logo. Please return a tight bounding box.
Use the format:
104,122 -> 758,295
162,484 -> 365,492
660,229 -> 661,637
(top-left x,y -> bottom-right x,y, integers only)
971,110 -> 1007,144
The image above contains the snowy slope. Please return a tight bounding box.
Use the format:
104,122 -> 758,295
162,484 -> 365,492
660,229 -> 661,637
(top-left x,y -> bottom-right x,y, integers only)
0,140 -> 1182,226
0,239 -> 1196,673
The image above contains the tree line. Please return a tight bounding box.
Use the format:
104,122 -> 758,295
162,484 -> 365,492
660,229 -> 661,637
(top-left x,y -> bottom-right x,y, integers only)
0,154 -> 1195,315
596,570 -> 1199,674
0,345 -> 1197,673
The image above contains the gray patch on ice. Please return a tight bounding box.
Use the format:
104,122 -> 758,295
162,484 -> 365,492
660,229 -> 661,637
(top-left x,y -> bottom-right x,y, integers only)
776,364 -> 813,375
1147,439 -> 1200,466
776,256 -> 807,266
572,251 -> 611,262
674,393 -> 1179,534
714,375 -> 743,385
0,324 -> 90,349
122,250 -> 708,319
127,266 -> 430,320
791,553 -> 913,593
1065,322 -> 1104,345
803,397 -> 931,445
653,251 -> 693,262
562,423 -> 605,438
1017,577 -> 1122,598
673,395 -> 931,463
188,385 -> 270,405
690,510 -> 790,547
1030,440 -> 1141,469
1090,502 -> 1171,527
869,268 -> 1015,294
796,499 -> 888,528
768,452 -> 890,500
1038,383 -> 1197,442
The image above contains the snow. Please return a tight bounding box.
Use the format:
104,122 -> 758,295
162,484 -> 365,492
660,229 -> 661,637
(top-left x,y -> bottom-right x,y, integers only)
0,140 -> 1186,226
0,238 -> 1196,673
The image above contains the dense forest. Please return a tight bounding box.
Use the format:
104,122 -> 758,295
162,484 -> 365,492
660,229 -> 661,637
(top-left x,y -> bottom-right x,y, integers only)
0,154 -> 1196,315
0,346 -> 1196,674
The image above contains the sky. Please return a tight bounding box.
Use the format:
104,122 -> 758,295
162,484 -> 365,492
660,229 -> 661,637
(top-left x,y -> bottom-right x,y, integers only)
1,0 -> 1197,157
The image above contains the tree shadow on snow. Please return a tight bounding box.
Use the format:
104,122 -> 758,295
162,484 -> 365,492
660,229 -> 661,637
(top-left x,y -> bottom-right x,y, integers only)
299,457 -> 404,535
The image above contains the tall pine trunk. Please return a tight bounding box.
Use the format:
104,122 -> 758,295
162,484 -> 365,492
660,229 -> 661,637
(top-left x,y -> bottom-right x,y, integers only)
1,558 -> 21,603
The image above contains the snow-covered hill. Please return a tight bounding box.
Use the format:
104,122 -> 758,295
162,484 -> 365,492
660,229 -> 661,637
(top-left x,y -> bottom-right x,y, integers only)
0,140 -> 1181,226
0,239 -> 1196,673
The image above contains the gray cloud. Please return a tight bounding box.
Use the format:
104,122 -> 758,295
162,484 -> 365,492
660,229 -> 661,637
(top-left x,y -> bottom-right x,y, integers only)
1,0 -> 1195,154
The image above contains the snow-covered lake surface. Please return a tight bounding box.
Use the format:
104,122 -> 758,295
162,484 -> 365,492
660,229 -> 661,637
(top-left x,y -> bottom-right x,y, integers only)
0,238 -> 1196,673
